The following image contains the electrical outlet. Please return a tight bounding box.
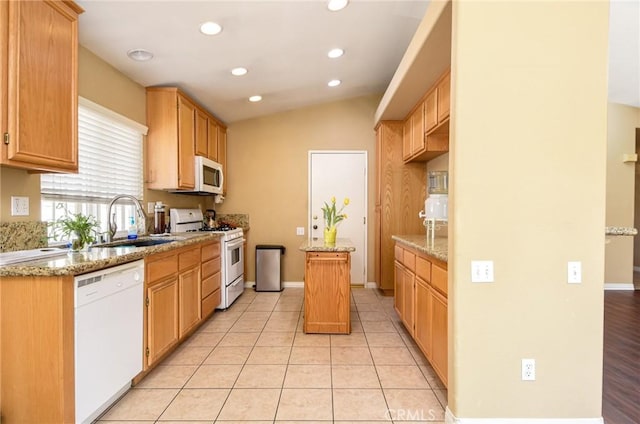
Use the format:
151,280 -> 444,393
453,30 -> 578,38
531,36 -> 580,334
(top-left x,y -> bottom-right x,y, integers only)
471,260 -> 494,283
296,227 -> 305,236
521,358 -> 536,381
147,202 -> 155,214
568,261 -> 582,284
11,196 -> 29,216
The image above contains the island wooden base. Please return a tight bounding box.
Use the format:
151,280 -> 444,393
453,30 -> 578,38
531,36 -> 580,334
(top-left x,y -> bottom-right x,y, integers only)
303,251 -> 351,334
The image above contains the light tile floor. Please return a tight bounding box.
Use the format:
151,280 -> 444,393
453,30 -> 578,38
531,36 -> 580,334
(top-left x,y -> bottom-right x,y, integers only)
98,287 -> 447,423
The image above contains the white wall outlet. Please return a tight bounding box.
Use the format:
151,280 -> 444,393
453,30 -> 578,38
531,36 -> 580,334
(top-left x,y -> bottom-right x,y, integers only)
11,196 -> 29,216
471,260 -> 494,283
568,261 -> 582,284
296,227 -> 305,236
521,358 -> 536,381
147,202 -> 155,214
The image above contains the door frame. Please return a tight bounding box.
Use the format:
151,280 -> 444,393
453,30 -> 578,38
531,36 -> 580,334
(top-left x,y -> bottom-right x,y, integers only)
308,150 -> 368,285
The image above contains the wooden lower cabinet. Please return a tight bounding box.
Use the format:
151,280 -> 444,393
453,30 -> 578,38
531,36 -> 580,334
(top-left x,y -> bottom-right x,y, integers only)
394,242 -> 448,387
147,277 -> 179,367
431,288 -> 448,386
145,240 -> 217,369
304,251 -> 351,334
414,277 -> 432,358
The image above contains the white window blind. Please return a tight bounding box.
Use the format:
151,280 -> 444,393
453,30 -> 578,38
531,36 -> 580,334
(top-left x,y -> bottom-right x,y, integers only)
41,97 -> 147,202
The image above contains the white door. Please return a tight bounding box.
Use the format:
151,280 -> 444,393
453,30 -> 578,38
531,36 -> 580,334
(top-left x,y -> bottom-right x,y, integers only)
309,151 -> 367,285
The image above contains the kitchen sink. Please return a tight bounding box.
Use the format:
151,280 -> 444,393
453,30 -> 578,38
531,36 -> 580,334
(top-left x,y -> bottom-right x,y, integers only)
93,237 -> 181,249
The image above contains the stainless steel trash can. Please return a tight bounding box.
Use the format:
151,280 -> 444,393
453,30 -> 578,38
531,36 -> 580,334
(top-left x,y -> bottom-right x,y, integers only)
255,245 -> 286,291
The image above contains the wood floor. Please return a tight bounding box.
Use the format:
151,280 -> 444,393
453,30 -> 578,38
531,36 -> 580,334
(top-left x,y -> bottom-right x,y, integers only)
602,290 -> 640,424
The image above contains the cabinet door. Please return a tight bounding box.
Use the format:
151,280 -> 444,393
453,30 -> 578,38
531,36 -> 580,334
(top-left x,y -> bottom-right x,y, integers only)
194,108 -> 208,157
394,261 -> 404,318
402,266 -> 415,335
177,95 -> 195,189
304,252 -> 351,334
424,90 -> 438,133
147,277 -> 179,367
217,125 -> 227,193
410,103 -> 425,156
431,288 -> 448,386
4,0 -> 79,172
402,117 -> 412,160
207,119 -> 218,161
178,266 -> 201,338
437,72 -> 451,123
414,277 -> 432,358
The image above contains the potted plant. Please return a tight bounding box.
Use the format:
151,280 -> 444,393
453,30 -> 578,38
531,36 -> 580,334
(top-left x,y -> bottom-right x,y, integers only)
52,205 -> 100,252
321,196 -> 349,244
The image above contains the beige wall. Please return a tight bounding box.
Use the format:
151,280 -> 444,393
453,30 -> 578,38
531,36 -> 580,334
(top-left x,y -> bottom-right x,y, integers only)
216,94 -> 380,283
605,103 -> 640,284
0,46 -> 212,226
635,129 -> 640,267
450,0 -> 607,419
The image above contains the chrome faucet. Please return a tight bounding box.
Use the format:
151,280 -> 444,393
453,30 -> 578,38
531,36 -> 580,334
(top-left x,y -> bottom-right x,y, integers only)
106,195 -> 147,242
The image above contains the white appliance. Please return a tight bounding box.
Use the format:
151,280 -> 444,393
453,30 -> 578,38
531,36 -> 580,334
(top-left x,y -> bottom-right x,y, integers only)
170,208 -> 245,309
171,156 -> 223,195
74,260 -> 144,424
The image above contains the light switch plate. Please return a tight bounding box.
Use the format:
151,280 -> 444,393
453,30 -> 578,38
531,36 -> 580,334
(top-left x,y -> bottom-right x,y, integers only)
11,196 -> 29,216
296,227 -> 305,236
568,261 -> 582,284
471,260 -> 494,283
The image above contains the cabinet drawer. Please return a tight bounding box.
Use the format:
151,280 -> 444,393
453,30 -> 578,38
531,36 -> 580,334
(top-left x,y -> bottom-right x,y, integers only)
147,254 -> 178,283
431,264 -> 447,296
201,241 -> 220,261
403,249 -> 416,271
307,252 -> 349,261
202,288 -> 221,317
394,245 -> 404,262
202,257 -> 221,278
416,256 -> 431,283
202,272 -> 221,299
179,247 -> 200,270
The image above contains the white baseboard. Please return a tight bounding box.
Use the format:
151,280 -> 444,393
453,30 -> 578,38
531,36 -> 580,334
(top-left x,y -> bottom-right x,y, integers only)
244,281 -> 305,289
604,283 -> 635,291
445,407 -> 603,424
245,281 -> 379,289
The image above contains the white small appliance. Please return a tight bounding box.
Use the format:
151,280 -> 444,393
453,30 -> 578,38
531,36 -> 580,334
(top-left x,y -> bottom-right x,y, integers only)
171,156 -> 223,195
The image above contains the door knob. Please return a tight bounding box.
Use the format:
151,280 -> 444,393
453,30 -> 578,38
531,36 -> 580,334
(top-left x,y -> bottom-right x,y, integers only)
313,225 -> 318,230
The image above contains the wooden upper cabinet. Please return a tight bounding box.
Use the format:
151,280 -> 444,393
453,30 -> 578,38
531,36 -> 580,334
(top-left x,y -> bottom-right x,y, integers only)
403,69 -> 451,163
194,108 -> 208,157
402,117 -> 412,161
1,0 -> 83,172
207,118 -> 219,162
410,103 -> 425,156
217,125 -> 227,193
177,95 -> 196,189
437,72 -> 451,123
424,89 -> 438,133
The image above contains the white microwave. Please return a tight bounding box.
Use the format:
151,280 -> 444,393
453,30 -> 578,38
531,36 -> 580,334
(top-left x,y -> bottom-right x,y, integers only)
194,156 -> 223,194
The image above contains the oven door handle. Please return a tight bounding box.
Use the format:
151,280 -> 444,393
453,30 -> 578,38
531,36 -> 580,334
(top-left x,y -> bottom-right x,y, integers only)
226,238 -> 244,250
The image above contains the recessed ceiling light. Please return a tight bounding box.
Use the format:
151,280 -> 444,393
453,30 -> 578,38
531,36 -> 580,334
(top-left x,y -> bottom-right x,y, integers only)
249,95 -> 262,102
231,67 -> 248,76
328,48 -> 344,59
200,21 -> 222,35
328,79 -> 341,87
127,49 -> 153,61
327,0 -> 349,11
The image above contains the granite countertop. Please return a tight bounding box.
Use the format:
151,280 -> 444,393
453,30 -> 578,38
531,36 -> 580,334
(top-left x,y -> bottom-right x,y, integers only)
605,227 -> 638,236
392,235 -> 448,262
0,232 -> 221,278
299,237 -> 356,252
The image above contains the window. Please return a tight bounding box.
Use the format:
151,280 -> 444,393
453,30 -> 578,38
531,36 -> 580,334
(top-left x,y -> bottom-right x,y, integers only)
41,97 -> 148,239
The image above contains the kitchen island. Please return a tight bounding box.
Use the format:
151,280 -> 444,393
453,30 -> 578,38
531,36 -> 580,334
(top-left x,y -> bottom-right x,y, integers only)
299,237 -> 355,334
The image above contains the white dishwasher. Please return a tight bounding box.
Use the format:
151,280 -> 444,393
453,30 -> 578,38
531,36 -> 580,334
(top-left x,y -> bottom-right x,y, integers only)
75,260 -> 144,424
